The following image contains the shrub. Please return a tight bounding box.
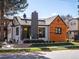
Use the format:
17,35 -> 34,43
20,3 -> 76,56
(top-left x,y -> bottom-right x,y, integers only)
30,42 -> 74,47
66,45 -> 79,49
23,40 -> 45,43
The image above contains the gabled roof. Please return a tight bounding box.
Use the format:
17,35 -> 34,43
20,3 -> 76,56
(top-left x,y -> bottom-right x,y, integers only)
44,15 -> 68,27
58,15 -> 69,27
13,15 -> 68,27
44,16 -> 57,25
15,17 -> 31,25
14,16 -> 45,26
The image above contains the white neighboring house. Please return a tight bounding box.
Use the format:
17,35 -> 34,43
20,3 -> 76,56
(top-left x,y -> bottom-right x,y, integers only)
60,16 -> 79,40
7,16 -> 49,43
68,18 -> 79,39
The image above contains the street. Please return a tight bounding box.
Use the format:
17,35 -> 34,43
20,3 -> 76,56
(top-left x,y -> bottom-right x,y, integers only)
0,50 -> 79,59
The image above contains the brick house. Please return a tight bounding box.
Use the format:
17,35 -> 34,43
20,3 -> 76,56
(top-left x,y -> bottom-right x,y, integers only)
47,15 -> 69,42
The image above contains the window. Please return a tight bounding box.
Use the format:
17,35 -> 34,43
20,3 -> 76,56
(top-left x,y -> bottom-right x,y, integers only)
55,27 -> 62,34
16,27 -> 19,35
71,22 -> 76,25
38,28 -> 45,38
24,28 -> 27,31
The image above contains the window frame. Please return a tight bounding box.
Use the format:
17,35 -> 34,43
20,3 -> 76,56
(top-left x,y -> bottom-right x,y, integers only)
38,27 -> 45,38
55,27 -> 62,34
16,27 -> 19,35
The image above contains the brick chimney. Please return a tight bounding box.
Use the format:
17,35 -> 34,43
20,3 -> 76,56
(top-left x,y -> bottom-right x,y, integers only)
31,11 -> 38,39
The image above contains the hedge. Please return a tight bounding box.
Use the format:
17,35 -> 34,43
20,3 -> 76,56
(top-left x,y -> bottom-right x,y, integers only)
65,45 -> 79,49
30,43 -> 74,47
23,40 -> 45,43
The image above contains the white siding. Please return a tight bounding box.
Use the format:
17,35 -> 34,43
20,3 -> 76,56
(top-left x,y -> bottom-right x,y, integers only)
7,20 -> 22,43
69,32 -> 75,39
38,21 -> 45,25
45,26 -> 49,41
13,26 -> 22,43
69,20 -> 78,31
68,19 -> 78,39
7,22 -> 12,41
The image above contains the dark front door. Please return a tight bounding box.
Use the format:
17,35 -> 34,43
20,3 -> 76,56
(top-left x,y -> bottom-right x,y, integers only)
22,26 -> 31,40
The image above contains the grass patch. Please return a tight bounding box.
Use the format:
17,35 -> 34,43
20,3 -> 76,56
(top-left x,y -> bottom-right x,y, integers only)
29,48 -> 41,52
0,48 -> 42,53
0,45 -> 79,53
0,42 -> 78,53
0,49 -> 30,53
0,47 -> 64,53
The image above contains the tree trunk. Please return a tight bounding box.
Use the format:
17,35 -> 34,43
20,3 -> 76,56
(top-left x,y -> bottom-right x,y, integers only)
0,0 -> 5,42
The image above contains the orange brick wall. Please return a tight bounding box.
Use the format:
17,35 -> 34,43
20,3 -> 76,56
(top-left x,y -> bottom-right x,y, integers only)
49,16 -> 68,42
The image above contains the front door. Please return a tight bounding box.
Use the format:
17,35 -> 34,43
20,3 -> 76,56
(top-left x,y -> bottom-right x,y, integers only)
22,26 -> 30,40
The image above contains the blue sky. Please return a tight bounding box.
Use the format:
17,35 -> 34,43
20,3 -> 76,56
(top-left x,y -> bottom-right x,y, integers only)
19,0 -> 78,18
